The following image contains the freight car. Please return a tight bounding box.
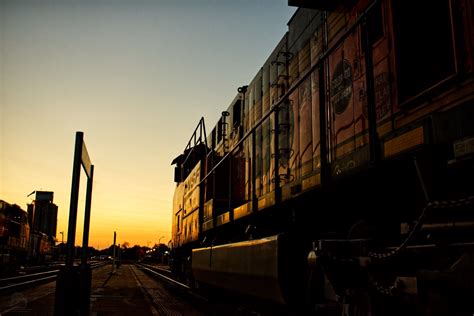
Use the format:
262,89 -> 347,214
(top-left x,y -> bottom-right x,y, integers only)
28,231 -> 54,265
170,0 -> 474,314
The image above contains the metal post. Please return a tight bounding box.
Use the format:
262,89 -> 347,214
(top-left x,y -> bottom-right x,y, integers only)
251,130 -> 257,212
319,65 -> 329,186
414,158 -> 431,202
66,132 -> 83,268
362,14 -> 380,167
319,12 -> 330,186
81,165 -> 94,266
273,104 -> 281,203
55,131 -> 94,316
228,150 -> 233,219
238,85 -> 249,204
112,231 -> 116,273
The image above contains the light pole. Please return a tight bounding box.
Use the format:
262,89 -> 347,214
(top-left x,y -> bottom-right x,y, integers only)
60,231 -> 64,244
158,236 -> 165,264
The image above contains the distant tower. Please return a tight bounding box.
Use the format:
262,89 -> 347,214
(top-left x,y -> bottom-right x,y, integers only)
27,191 -> 58,238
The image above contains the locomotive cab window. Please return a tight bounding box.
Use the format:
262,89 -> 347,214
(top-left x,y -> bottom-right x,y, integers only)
392,0 -> 457,104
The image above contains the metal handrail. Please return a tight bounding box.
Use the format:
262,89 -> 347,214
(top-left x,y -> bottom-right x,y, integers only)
182,117 -> 208,169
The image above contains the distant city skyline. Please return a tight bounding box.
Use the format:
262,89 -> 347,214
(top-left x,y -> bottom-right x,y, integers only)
0,0 -> 296,247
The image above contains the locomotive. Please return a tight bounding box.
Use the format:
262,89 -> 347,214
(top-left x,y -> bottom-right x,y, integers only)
170,0 -> 474,314
0,199 -> 56,272
0,200 -> 30,273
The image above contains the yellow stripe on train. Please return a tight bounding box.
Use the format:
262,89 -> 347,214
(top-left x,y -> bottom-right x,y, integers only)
384,126 -> 424,158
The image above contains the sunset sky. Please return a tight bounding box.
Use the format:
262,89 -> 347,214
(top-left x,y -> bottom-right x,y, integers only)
0,0 -> 296,248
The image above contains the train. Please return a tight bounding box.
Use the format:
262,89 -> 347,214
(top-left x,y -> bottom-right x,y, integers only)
0,200 -> 55,273
170,0 -> 474,314
0,200 -> 30,273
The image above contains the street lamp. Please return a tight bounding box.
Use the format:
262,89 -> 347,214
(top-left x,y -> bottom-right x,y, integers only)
157,236 -> 165,264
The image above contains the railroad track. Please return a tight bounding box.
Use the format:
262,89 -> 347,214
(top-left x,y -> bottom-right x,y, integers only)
0,262 -> 109,294
136,263 -> 192,291
135,263 -> 291,315
133,263 -> 210,315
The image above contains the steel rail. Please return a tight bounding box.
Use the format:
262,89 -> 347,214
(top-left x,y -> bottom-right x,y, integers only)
137,263 -> 190,290
0,262 -> 108,293
0,275 -> 58,292
0,269 -> 59,284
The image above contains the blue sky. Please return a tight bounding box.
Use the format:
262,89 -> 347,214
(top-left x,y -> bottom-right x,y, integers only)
0,0 -> 296,247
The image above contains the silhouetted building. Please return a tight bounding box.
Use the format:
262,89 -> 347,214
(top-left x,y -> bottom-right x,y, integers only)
27,191 -> 58,238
